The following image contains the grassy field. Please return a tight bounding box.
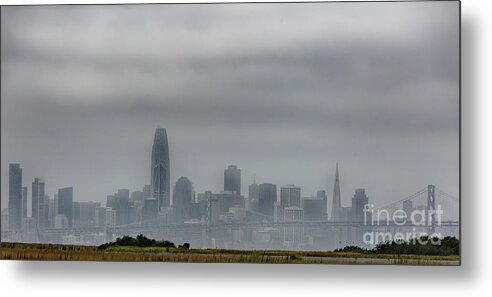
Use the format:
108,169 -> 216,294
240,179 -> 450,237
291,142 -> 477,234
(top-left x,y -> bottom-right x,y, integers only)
1,242 -> 459,265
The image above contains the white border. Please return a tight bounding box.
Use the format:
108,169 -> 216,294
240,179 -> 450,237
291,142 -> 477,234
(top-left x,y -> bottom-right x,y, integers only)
1,1 -> 490,297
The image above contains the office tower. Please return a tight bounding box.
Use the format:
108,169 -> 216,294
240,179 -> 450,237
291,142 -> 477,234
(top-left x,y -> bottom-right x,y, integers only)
274,202 -> 282,222
22,217 -> 37,243
331,163 -> 342,221
54,214 -> 69,229
73,201 -> 100,227
224,165 -> 241,195
248,178 -> 259,211
283,207 -> 305,246
173,176 -> 194,224
54,194 -> 58,215
130,190 -> 145,224
94,207 -> 105,228
57,187 -> 74,228
131,190 -> 144,203
280,185 -> 301,220
107,189 -> 130,226
317,190 -> 328,220
214,191 -> 245,213
351,188 -> 369,223
205,191 -> 220,225
302,197 -> 324,221
21,186 -> 28,219
32,178 -> 45,229
46,196 -> 55,228
94,206 -> 116,228
143,198 -> 158,224
142,184 -> 152,198
151,127 -> 170,210
1,208 -> 9,234
258,183 -> 277,220
8,163 -> 22,232
105,208 -> 117,227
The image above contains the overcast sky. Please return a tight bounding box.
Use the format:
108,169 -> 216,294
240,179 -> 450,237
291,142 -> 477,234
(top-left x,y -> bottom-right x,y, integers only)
1,2 -> 459,214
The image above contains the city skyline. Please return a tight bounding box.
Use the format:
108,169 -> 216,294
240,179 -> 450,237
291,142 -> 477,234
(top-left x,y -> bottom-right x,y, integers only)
1,130 -> 458,214
1,2 -> 459,213
1,125 -> 459,249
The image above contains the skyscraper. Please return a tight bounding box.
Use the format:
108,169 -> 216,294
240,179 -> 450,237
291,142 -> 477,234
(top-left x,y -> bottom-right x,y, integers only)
316,190 -> 328,220
280,185 -> 301,221
106,189 -> 130,226
73,201 -> 100,227
32,178 -> 46,229
247,178 -> 259,211
173,176 -> 194,224
143,198 -> 158,224
302,197 -> 324,221
258,183 -> 277,220
21,186 -> 28,220
351,188 -> 369,223
57,187 -> 73,228
224,165 -> 241,195
151,128 -> 170,210
8,163 -> 22,231
283,207 -> 305,247
331,163 -> 342,221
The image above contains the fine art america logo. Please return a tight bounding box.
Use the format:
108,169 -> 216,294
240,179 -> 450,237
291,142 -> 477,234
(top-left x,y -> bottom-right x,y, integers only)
362,204 -> 444,245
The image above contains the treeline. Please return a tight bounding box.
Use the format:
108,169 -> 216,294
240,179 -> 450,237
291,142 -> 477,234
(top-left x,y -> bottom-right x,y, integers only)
98,234 -> 190,250
334,236 -> 459,256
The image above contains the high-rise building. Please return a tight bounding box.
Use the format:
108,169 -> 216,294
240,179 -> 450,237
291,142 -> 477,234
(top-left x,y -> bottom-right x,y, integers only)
107,189 -> 130,226
57,187 -> 74,228
32,178 -> 45,229
214,191 -> 245,213
130,190 -> 144,224
351,188 -> 369,223
258,183 -> 276,220
1,208 -> 9,234
316,190 -> 328,220
54,214 -> 69,229
173,176 -> 194,224
46,196 -> 55,228
280,185 -> 301,220
224,165 -> 241,195
205,191 -> 220,225
73,201 -> 100,227
143,198 -> 158,224
21,186 -> 28,220
22,217 -> 37,243
331,163 -> 342,221
283,207 -> 305,246
302,197 -> 324,221
8,163 -> 22,232
151,128 -> 170,210
131,190 -> 144,203
142,184 -> 152,198
247,178 -> 259,211
94,206 -> 114,228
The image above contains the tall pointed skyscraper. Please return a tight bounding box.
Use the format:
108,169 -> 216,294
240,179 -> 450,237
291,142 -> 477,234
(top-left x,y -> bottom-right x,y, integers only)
151,128 -> 170,210
331,163 -> 341,221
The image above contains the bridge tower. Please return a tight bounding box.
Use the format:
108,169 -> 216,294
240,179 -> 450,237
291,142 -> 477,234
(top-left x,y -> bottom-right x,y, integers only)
427,185 -> 436,234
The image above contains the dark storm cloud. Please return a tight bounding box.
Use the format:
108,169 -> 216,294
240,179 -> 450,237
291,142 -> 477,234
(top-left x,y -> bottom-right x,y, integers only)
1,2 -> 459,210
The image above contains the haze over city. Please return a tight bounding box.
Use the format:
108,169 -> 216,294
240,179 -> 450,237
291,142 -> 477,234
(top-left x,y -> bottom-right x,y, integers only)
1,2 -> 459,212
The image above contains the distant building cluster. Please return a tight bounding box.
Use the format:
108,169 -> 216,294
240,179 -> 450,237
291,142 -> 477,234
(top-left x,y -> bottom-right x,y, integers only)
1,127 -> 445,250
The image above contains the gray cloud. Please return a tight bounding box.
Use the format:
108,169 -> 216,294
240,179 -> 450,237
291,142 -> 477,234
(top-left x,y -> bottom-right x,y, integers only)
1,2 -> 459,211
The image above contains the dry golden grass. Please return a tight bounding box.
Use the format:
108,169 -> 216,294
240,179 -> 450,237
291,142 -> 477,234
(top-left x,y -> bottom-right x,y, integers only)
0,242 -> 459,265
